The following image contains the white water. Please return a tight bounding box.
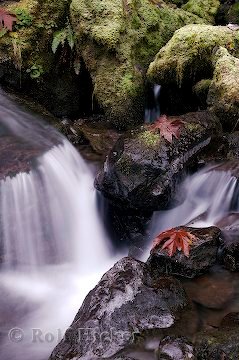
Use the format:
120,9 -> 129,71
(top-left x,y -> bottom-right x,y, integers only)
149,166 -> 238,245
0,92 -> 121,360
145,84 -> 161,124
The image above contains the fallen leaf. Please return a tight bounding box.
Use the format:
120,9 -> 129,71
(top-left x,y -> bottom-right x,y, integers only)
152,228 -> 196,257
0,8 -> 17,32
148,115 -> 184,143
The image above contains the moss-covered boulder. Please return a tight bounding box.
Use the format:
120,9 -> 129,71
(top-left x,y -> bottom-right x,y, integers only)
148,24 -> 238,88
0,0 -> 89,117
182,0 -> 220,24
147,24 -> 239,119
70,0 -> 207,128
207,47 -> 239,130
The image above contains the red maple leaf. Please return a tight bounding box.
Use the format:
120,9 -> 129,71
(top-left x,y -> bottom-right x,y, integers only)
152,228 -> 196,257
148,115 -> 184,143
0,8 -> 17,32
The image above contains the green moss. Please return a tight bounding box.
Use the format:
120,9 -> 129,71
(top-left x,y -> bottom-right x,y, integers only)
148,25 -> 237,88
182,0 -> 220,23
185,122 -> 203,132
71,0 -> 207,127
0,0 -> 71,77
228,3 -> 239,24
207,47 -> 239,130
137,130 -> 161,147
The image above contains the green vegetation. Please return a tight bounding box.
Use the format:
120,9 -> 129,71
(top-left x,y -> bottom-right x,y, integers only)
52,23 -> 75,53
14,8 -> 32,28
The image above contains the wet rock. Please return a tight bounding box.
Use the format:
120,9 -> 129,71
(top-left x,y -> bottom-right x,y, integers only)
96,111 -> 221,212
156,336 -> 195,359
195,325 -> 239,359
0,135 -> 44,180
147,227 -> 221,278
72,121 -> 122,158
182,270 -> 234,309
49,257 -> 188,360
226,131 -> 239,160
220,224 -> 239,271
221,312 -> 239,329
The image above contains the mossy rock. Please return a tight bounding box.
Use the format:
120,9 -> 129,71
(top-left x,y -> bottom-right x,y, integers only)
147,24 -> 239,88
70,0 -> 206,128
193,79 -> 211,109
182,0 -> 220,24
0,0 -> 70,75
0,0 -> 85,117
207,47 -> 239,130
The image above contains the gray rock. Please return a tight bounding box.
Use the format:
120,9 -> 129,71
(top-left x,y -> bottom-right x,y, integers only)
49,257 -> 188,360
147,227 -> 221,279
156,336 -> 195,360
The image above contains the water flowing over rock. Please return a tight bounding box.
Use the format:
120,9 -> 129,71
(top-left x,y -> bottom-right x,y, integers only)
96,111 -> 221,212
49,257 -> 188,360
0,89 -> 116,360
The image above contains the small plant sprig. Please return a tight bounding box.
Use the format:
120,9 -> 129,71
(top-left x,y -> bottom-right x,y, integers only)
52,22 -> 75,54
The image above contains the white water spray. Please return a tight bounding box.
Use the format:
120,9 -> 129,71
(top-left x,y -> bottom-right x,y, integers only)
149,166 -> 238,241
0,91 -> 121,360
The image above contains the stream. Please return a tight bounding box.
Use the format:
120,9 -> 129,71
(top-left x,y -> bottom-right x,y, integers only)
0,89 -> 239,359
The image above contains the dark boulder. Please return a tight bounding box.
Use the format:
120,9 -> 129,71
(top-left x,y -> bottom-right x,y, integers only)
147,227 -> 221,278
49,257 -> 188,360
220,223 -> 239,271
96,111 -> 221,212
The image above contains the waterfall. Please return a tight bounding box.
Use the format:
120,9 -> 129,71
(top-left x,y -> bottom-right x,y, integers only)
144,84 -> 161,124
149,165 -> 238,240
0,90 -> 120,360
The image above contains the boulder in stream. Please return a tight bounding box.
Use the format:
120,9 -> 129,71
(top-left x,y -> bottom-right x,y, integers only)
147,226 -> 221,278
96,111 -> 221,212
49,257 -> 188,360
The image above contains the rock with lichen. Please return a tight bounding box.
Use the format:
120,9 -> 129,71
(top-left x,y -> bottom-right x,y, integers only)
49,257 -> 188,360
70,0 -> 207,128
207,47 -> 239,130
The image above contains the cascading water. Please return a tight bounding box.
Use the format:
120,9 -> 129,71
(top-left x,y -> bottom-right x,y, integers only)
0,90 -> 121,360
149,165 -> 239,244
144,84 -> 161,124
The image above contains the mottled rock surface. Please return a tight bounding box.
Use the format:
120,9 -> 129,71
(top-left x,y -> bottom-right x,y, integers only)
49,257 -> 188,360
